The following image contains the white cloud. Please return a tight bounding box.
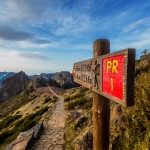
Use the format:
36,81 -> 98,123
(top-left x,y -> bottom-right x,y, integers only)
0,0 -> 93,37
52,14 -> 91,36
111,27 -> 150,59
0,48 -> 73,74
0,49 -> 52,74
11,51 -> 49,60
0,49 -> 49,60
0,0 -> 150,73
17,41 -> 50,49
123,17 -> 150,33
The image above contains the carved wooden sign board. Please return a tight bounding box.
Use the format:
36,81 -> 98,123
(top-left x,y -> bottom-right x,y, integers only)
73,49 -> 135,107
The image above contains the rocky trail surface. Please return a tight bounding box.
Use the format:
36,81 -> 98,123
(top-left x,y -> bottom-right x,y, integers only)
31,87 -> 66,150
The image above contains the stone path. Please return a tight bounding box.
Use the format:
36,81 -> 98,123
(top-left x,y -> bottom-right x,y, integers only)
31,87 -> 66,150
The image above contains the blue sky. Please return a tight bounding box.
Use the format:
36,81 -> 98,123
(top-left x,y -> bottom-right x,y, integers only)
0,0 -> 150,74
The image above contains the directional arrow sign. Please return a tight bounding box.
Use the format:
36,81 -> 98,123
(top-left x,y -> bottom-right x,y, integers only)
73,49 -> 135,107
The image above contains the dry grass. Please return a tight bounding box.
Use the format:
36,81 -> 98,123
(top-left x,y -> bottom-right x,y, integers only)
0,86 -> 60,149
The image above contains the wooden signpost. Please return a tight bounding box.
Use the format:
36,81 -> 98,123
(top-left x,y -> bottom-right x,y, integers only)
72,39 -> 135,150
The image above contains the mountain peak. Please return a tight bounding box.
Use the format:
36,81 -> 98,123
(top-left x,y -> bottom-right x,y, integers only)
0,71 -> 29,101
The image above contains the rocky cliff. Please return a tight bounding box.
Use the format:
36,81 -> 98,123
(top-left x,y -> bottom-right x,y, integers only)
29,71 -> 79,89
52,71 -> 72,86
0,72 -> 15,87
52,71 -> 80,89
26,77 -> 61,93
0,71 -> 29,101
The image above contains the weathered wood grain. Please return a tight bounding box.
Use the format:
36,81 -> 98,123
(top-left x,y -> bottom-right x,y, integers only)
93,39 -> 110,150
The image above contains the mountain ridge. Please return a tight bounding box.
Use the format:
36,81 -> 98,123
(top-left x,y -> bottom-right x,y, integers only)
0,72 -> 15,87
0,71 -> 29,102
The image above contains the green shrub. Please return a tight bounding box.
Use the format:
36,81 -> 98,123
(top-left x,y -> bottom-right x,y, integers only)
53,96 -> 57,100
44,96 -> 57,103
0,115 -> 22,130
79,87 -> 89,93
51,97 -> 57,103
65,124 -> 76,149
34,106 -> 40,110
74,117 -> 88,130
35,107 -> 49,115
0,128 -> 19,144
44,96 -> 51,103
83,98 -> 93,110
67,97 -> 87,110
67,102 -> 75,110
70,92 -> 83,100
14,107 -> 48,130
14,119 -> 24,127
15,111 -> 20,114
64,96 -> 71,102
67,96 -> 93,110
65,92 -> 84,102
30,94 -> 37,100
19,120 -> 36,132
0,106 -> 48,148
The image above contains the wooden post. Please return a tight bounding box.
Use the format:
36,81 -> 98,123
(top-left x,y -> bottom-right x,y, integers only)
93,39 -> 110,150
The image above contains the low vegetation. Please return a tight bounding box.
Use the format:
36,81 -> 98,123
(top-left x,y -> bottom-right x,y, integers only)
64,86 -> 93,149
64,92 -> 83,102
65,122 -> 77,149
0,115 -> 22,130
65,87 -> 92,111
64,87 -> 88,102
34,106 -> 40,110
67,97 -> 92,110
0,92 -> 35,119
29,94 -> 37,100
111,62 -> 150,150
0,75 -> 60,149
74,116 -> 88,131
43,96 -> 57,103
65,59 -> 150,149
0,106 -> 49,149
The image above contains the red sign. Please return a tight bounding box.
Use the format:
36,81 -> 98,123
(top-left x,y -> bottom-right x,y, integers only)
102,54 -> 124,100
73,49 -> 135,107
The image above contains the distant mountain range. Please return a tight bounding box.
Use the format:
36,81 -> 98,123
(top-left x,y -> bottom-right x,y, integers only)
29,73 -> 57,79
28,71 -> 76,88
28,71 -> 79,89
0,71 -> 79,102
0,72 -> 56,87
